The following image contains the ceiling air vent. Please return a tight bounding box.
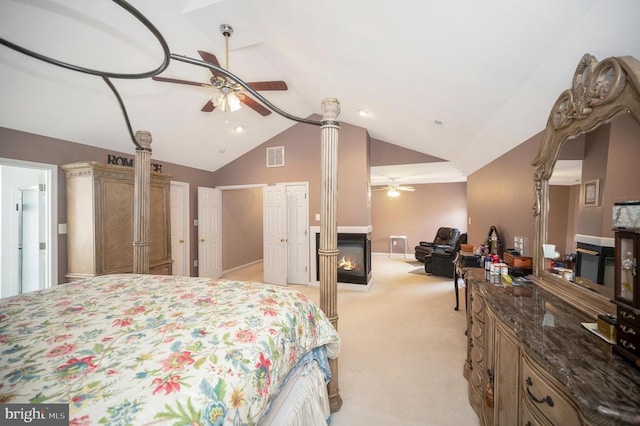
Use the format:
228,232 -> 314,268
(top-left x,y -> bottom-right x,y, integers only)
266,146 -> 285,168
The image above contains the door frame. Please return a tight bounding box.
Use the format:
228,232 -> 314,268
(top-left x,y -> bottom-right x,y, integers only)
0,158 -> 57,291
282,181 -> 309,285
218,182 -> 309,284
170,181 -> 190,276
197,186 -> 222,279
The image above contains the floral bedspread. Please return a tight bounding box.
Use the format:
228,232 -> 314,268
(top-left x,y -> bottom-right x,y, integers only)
0,274 -> 340,425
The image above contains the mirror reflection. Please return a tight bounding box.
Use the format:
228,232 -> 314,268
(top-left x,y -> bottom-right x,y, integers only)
546,113 -> 640,299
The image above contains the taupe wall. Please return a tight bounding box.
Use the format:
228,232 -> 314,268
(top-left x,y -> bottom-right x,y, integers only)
578,124 -> 610,237
213,116 -> 371,227
550,114 -> 640,252
371,182 -> 468,254
603,114 -> 640,233
548,185 -> 572,255
0,126 -> 216,281
467,113 -> 640,259
467,131 -> 541,256
221,188 -> 263,271
370,137 -> 445,166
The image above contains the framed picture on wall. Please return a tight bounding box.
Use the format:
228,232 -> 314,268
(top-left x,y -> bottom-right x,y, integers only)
583,179 -> 600,206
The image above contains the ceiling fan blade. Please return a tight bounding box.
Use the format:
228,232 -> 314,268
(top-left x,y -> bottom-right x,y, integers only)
152,76 -> 212,88
397,187 -> 415,191
197,50 -> 225,78
239,95 -> 271,116
201,100 -> 215,112
247,81 -> 288,91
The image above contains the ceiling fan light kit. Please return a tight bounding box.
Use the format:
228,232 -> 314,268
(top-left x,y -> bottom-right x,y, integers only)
213,91 -> 242,112
151,23 -> 288,116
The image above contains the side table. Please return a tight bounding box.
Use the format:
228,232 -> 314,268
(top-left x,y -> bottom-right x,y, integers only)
453,252 -> 481,311
389,235 -> 408,258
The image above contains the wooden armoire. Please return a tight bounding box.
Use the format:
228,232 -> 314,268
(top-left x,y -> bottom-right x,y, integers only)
62,162 -> 172,281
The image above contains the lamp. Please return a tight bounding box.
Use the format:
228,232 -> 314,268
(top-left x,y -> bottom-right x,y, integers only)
387,188 -> 400,198
213,90 -> 242,112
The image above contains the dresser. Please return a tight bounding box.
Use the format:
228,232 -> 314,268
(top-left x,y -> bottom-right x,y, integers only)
464,268 -> 640,425
62,162 -> 172,281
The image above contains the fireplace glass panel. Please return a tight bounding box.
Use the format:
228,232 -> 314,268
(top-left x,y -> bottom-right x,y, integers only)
315,233 -> 371,284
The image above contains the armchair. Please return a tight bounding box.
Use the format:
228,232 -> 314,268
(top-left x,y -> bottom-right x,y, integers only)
426,233 -> 468,278
414,227 -> 461,263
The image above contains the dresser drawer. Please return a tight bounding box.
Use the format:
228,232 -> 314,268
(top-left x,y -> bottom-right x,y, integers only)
471,317 -> 485,344
470,339 -> 484,365
468,370 -> 483,413
616,319 -> 640,357
521,397 -> 549,426
522,357 -> 581,426
472,293 -> 486,322
470,361 -> 483,389
618,305 -> 640,326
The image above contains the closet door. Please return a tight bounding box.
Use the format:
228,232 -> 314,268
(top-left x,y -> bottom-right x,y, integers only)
263,185 -> 287,286
197,187 -> 222,278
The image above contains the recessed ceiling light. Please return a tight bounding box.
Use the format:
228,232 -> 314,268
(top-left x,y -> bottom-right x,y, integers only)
358,109 -> 370,117
233,125 -> 244,133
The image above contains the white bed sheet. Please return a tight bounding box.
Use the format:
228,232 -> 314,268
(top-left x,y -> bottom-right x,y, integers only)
260,360 -> 331,425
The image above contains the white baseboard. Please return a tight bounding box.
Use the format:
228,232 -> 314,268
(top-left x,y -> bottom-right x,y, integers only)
307,279 -> 373,292
222,259 -> 263,276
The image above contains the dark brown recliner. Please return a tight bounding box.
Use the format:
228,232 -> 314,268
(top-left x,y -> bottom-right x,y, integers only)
426,233 -> 468,277
414,227 -> 460,263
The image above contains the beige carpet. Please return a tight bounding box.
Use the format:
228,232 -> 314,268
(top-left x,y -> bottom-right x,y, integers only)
223,254 -> 480,426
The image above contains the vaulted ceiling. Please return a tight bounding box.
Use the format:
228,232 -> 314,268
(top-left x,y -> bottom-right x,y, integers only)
1,0 -> 639,185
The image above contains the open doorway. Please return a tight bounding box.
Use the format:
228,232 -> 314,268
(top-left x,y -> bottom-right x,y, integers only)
217,182 -> 309,285
0,158 -> 57,297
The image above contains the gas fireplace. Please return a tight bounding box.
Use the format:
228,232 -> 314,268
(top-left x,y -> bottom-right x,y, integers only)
575,235 -> 615,288
315,232 -> 372,285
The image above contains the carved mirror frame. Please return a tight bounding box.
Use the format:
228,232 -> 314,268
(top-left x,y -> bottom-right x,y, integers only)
531,53 -> 640,319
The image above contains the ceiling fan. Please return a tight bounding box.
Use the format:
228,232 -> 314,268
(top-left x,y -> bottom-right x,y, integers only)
372,182 -> 415,197
151,24 -> 288,116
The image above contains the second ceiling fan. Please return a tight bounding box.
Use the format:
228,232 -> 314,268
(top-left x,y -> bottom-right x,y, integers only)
373,182 -> 415,197
152,24 -> 288,116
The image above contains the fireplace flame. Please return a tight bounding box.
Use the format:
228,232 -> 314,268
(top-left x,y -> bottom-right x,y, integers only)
338,256 -> 358,271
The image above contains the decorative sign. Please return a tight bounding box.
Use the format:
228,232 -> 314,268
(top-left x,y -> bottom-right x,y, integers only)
107,155 -> 163,172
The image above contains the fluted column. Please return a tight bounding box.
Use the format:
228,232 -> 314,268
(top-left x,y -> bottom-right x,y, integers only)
133,130 -> 152,274
319,97 -> 342,412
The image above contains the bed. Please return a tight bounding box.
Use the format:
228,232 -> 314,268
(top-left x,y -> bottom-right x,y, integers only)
0,274 -> 340,425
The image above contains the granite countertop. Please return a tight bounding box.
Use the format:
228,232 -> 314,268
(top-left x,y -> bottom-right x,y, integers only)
467,268 -> 640,425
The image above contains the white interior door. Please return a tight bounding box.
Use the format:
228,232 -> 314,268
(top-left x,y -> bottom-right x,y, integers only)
286,184 -> 309,284
0,160 -> 56,297
18,186 -> 43,294
170,181 -> 189,276
198,187 -> 222,278
263,185 -> 287,285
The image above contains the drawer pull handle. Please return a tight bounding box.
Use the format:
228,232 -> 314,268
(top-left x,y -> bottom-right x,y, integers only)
621,339 -> 637,351
525,377 -> 554,407
620,324 -> 637,335
621,311 -> 637,321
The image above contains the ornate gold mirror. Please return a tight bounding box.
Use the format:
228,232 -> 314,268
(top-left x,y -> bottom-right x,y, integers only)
531,53 -> 640,319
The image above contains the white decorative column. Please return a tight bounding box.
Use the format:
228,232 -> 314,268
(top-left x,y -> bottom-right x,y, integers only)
318,97 -> 343,412
133,130 -> 152,274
